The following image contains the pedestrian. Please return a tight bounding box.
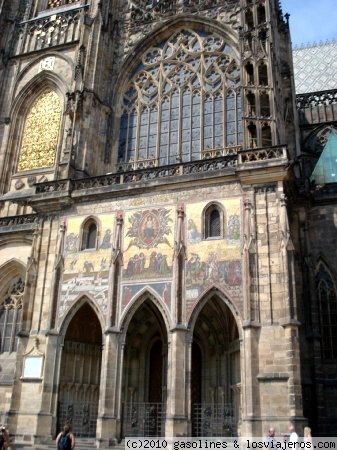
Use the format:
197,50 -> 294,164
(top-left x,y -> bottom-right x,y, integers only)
304,427 -> 313,446
0,425 -> 11,450
56,424 -> 75,450
265,427 -> 277,449
289,424 -> 298,443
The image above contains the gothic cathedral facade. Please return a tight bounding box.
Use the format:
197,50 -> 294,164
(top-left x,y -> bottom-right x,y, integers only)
0,0 -> 336,446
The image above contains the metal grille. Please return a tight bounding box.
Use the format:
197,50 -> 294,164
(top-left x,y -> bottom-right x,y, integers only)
193,404 -> 237,437
122,403 -> 165,437
58,401 -> 98,437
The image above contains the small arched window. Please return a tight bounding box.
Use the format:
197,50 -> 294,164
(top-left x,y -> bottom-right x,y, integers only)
245,10 -> 254,29
261,124 -> 272,147
245,62 -> 254,85
204,204 -> 224,239
257,4 -> 266,24
258,63 -> 268,86
316,264 -> 337,360
0,277 -> 24,354
81,219 -> 98,250
247,92 -> 256,116
248,123 -> 257,148
260,92 -> 270,117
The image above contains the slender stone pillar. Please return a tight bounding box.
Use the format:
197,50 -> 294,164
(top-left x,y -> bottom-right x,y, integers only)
96,329 -> 120,447
165,327 -> 188,437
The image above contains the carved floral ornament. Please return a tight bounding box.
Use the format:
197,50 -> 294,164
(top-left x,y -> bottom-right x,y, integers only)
17,90 -> 62,172
1,277 -> 25,310
127,0 -> 240,22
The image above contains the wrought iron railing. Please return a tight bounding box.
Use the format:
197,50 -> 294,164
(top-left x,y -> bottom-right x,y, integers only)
58,400 -> 98,437
122,403 -> 165,438
193,403 -> 237,437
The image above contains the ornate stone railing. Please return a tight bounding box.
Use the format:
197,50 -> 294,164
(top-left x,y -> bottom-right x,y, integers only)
116,147 -> 241,172
32,149 -> 288,196
296,89 -> 337,110
0,214 -> 39,227
35,179 -> 72,194
202,145 -> 242,159
238,145 -> 287,163
73,174 -> 121,190
15,5 -> 87,55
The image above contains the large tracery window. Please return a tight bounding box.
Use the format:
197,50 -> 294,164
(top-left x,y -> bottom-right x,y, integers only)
0,277 -> 25,354
118,28 -> 242,170
316,264 -> 337,359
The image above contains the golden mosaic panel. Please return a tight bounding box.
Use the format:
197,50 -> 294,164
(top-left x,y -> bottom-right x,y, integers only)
18,91 -> 61,172
123,208 -> 175,281
185,198 -> 242,302
59,214 -> 115,318
48,0 -> 79,7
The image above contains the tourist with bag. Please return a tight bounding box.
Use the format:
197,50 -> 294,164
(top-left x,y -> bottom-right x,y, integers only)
0,426 -> 11,450
56,424 -> 75,450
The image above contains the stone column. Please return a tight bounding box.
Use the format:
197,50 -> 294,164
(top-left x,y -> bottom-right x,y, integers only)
240,325 -> 258,436
165,327 -> 188,437
96,329 -> 120,447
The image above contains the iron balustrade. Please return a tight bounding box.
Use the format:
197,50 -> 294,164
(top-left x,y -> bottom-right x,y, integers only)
193,403 -> 237,437
122,403 -> 166,438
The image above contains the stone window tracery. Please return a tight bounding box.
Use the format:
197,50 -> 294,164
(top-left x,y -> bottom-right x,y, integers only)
0,277 -> 24,354
17,90 -> 62,172
316,264 -> 337,360
118,28 -> 242,170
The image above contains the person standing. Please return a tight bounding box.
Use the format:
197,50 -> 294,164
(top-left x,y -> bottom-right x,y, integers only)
0,426 -> 11,450
304,427 -> 313,446
56,424 -> 75,450
266,427 -> 277,449
289,425 -> 298,443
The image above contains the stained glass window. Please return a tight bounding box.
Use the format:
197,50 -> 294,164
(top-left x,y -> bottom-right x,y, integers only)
0,277 -> 24,354
205,204 -> 224,239
316,265 -> 337,359
118,28 -> 242,169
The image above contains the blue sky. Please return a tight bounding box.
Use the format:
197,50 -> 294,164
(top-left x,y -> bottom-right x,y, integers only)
280,0 -> 337,47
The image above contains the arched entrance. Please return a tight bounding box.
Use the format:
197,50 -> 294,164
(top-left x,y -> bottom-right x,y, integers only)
57,303 -> 102,437
191,294 -> 241,437
121,298 -> 167,437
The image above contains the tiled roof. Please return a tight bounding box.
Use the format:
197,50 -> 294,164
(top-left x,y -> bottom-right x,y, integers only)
292,40 -> 337,94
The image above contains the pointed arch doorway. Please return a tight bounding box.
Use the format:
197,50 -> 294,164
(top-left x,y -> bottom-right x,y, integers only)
191,294 -> 241,437
57,302 -> 102,437
121,298 -> 168,437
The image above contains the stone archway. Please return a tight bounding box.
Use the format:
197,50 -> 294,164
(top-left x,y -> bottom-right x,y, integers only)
191,294 -> 241,437
57,302 -> 102,437
121,298 -> 168,437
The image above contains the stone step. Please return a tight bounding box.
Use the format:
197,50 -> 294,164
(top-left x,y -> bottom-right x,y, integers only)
12,438 -> 96,450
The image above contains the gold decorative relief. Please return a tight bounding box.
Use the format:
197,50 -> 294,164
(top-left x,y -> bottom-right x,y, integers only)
18,91 -> 62,172
48,0 -> 79,7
